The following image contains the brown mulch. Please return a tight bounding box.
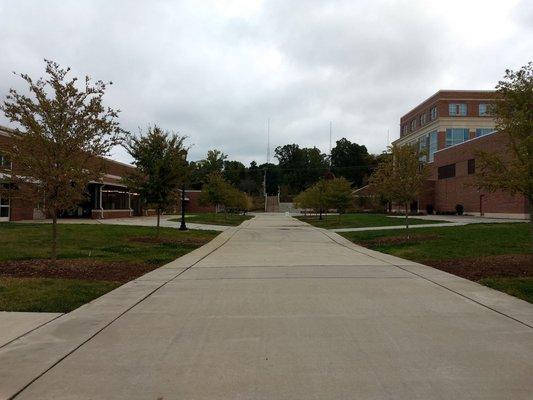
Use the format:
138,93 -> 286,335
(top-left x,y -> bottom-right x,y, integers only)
426,254 -> 533,281
0,259 -> 158,283
128,236 -> 207,246
360,234 -> 441,247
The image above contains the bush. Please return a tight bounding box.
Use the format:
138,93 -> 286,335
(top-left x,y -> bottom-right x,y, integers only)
455,204 -> 464,215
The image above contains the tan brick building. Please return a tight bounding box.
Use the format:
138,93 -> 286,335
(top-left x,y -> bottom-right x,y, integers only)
392,90 -> 528,219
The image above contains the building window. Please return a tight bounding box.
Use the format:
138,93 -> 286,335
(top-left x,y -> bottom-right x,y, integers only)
402,125 -> 408,135
101,187 -> 129,210
478,103 -> 490,116
438,163 -> 456,179
445,128 -> 469,147
418,135 -> 428,162
430,106 -> 437,120
0,153 -> 11,170
0,184 -> 9,219
428,131 -> 438,162
449,103 -> 467,116
476,128 -> 495,137
468,159 -> 475,174
410,119 -> 417,131
420,113 -> 427,126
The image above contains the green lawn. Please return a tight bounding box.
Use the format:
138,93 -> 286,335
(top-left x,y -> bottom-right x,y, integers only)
296,213 -> 444,229
0,223 -> 217,263
170,213 -> 253,226
0,223 -> 219,312
0,277 -> 121,313
479,278 -> 533,303
341,223 -> 532,303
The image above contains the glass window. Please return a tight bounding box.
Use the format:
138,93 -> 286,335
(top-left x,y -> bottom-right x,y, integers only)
428,131 -> 438,162
430,106 -> 437,120
420,113 -> 427,126
438,164 -> 456,179
418,135 -> 428,162
479,103 -> 488,116
476,128 -> 495,137
410,119 -> 417,131
445,128 -> 469,147
101,187 -> 129,210
468,159 -> 475,174
0,153 -> 11,169
449,103 -> 467,116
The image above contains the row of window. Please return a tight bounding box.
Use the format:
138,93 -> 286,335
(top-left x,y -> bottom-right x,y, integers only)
449,103 -> 491,117
437,159 -> 475,180
402,103 -> 491,136
416,127 -> 494,163
445,127 -> 495,147
404,106 -> 438,135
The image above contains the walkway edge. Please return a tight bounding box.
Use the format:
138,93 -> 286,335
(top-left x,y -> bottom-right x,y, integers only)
0,225 -> 244,400
320,229 -> 533,328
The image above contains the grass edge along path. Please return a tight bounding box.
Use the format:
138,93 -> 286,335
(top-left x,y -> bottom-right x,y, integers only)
296,213 -> 445,229
340,222 -> 532,303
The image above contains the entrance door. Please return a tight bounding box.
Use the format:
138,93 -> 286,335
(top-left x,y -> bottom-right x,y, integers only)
0,193 -> 9,221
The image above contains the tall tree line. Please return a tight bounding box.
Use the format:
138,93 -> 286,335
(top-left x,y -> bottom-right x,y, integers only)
188,138 -> 380,197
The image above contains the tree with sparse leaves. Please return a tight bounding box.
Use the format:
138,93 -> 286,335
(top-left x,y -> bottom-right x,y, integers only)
124,126 -> 188,238
474,62 -> 533,245
0,60 -> 125,260
199,172 -> 249,217
369,144 -> 429,236
294,179 -> 329,219
325,177 -> 354,220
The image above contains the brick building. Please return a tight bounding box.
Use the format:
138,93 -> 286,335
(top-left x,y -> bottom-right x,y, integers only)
391,90 -> 528,219
0,126 -> 213,221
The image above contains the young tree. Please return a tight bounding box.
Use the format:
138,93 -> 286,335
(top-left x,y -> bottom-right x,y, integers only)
474,62 -> 533,243
0,60 -> 125,260
369,144 -> 429,236
325,177 -> 354,220
124,126 -> 188,238
294,179 -> 329,219
199,172 -> 249,218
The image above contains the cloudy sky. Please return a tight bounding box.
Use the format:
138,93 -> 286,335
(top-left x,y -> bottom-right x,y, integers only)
1,0 -> 532,165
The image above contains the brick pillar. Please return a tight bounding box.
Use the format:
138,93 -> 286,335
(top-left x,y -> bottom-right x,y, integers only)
437,131 -> 446,150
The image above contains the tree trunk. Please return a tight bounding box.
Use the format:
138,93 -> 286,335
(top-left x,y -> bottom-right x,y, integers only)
51,209 -> 58,263
405,202 -> 410,239
156,208 -> 161,239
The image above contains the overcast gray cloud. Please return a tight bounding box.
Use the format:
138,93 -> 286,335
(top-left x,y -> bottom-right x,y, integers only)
1,0 -> 531,165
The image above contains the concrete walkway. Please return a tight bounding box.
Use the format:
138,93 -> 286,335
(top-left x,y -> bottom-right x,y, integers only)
0,312 -> 61,348
1,214 -> 532,399
18,215 -> 230,231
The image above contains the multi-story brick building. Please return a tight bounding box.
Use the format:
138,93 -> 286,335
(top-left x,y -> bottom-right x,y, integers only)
392,90 -> 528,219
0,126 -> 213,221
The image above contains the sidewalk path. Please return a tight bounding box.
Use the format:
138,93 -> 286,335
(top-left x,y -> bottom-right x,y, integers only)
17,215 -> 230,231
1,214 -> 532,399
0,312 -> 62,348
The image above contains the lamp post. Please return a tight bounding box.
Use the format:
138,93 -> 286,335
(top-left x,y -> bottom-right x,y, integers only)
179,184 -> 187,231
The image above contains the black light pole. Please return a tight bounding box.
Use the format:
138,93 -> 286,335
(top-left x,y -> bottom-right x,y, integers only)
179,184 -> 187,231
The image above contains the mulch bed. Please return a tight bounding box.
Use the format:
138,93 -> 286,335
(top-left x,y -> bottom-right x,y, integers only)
360,234 -> 441,247
0,259 -> 158,283
426,254 -> 533,281
128,236 -> 207,246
